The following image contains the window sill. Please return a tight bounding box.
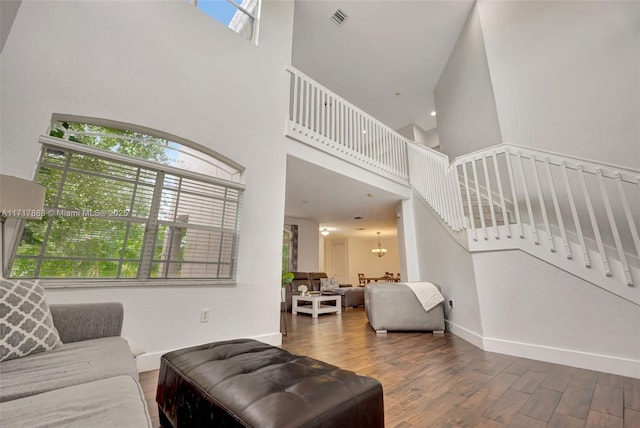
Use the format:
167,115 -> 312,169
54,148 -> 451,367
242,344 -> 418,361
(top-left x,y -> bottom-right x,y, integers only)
40,279 -> 237,288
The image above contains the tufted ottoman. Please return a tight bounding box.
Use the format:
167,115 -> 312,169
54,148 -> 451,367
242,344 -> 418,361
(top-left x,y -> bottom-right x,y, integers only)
156,339 -> 384,428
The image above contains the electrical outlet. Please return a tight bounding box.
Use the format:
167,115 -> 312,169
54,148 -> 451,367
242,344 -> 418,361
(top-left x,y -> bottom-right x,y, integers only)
448,300 -> 454,308
200,308 -> 210,323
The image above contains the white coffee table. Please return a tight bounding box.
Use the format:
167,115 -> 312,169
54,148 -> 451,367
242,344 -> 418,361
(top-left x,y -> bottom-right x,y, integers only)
292,294 -> 342,318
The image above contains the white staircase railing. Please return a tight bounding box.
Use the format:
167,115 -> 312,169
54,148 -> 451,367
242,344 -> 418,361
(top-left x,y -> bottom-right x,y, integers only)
451,145 -> 640,283
285,66 -> 409,184
407,143 -> 465,231
284,67 -> 640,303
409,143 -> 639,303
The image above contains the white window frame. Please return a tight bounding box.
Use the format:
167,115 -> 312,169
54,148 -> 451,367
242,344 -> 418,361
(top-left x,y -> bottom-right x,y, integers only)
8,129 -> 245,288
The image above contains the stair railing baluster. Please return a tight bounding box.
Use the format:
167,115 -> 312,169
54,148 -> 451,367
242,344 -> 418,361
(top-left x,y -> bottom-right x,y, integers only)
482,153 -> 499,238
544,157 -> 571,259
516,151 -> 538,244
530,154 -> 554,252
615,173 -> 640,264
505,148 -> 524,238
597,169 -> 632,285
578,165 -> 610,276
291,73 -> 299,129
561,161 -> 591,267
471,158 -> 488,240
492,151 -> 510,238
462,161 -> 477,239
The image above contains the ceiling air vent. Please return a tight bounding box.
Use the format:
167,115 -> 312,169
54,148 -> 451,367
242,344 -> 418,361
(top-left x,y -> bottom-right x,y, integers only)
330,9 -> 349,26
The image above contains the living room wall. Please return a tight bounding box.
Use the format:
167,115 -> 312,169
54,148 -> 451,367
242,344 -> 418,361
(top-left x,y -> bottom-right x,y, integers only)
1,0 -> 295,370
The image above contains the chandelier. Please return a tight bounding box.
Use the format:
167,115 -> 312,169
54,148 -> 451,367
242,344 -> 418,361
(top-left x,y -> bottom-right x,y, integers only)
371,232 -> 387,257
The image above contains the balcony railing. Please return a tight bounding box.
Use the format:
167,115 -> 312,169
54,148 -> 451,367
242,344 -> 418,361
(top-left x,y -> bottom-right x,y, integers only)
286,66 -> 409,184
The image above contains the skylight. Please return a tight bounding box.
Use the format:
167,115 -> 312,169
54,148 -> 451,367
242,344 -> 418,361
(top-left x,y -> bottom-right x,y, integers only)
188,0 -> 260,43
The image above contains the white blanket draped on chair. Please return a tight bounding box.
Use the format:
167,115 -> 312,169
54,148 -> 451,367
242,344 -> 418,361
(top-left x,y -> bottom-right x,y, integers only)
403,282 -> 444,312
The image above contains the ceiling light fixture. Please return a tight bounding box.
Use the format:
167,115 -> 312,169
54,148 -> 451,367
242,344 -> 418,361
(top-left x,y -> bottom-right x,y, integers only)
371,232 -> 387,258
430,111 -> 437,117
320,228 -> 330,236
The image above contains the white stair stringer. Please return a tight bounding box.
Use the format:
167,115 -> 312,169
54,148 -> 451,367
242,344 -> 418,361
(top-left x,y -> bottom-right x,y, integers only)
466,223 -> 640,306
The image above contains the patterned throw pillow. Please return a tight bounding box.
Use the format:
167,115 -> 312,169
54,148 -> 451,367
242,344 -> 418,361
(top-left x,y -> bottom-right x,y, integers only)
320,277 -> 337,291
0,278 -> 62,362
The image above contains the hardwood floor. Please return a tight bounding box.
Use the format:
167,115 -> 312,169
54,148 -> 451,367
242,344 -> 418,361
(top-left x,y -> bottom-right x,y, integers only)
139,308 -> 639,427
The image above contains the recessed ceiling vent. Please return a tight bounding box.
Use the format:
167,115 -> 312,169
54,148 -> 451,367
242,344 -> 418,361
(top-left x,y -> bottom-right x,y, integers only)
330,9 -> 349,26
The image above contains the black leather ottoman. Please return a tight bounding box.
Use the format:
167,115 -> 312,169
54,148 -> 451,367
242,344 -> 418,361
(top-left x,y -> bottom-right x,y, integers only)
156,339 -> 384,428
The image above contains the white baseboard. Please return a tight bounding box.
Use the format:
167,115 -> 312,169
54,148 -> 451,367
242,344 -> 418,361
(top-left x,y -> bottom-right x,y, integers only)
445,321 -> 640,379
483,336 -> 640,379
136,351 -> 164,372
445,320 -> 484,348
136,332 -> 284,373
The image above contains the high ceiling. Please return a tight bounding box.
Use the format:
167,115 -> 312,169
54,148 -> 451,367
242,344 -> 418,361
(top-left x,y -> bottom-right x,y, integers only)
291,0 -> 474,131
286,0 -> 474,238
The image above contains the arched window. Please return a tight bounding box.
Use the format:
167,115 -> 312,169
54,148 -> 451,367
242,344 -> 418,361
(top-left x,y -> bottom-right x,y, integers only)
8,118 -> 244,285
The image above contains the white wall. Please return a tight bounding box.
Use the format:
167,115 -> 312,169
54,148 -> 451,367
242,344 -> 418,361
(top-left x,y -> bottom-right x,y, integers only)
434,2 -> 502,160
1,0 -> 295,370
478,0 -> 640,169
284,216 -> 319,272
396,123 -> 415,141
474,250 -> 640,376
414,126 -> 439,150
412,195 -> 484,345
0,0 -> 21,52
396,124 -> 440,150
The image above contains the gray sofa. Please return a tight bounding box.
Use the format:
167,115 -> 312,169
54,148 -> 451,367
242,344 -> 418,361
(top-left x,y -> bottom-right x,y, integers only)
284,271 -> 366,311
0,302 -> 151,427
365,283 -> 445,334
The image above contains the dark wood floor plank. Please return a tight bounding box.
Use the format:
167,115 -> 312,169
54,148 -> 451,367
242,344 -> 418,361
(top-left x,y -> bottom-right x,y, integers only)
511,370 -> 547,394
510,413 -> 548,428
556,385 -> 594,419
585,410 -> 623,428
139,370 -> 160,427
138,308 -> 635,428
591,384 -> 624,417
482,389 -> 531,424
597,373 -> 624,389
570,369 -> 599,391
485,372 -> 521,398
623,378 -> 640,411
541,365 -> 575,392
520,387 -> 563,422
624,409 -> 640,428
547,412 -> 587,428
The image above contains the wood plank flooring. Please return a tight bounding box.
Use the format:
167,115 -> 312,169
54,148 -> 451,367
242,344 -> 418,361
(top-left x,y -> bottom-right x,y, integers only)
139,308 -> 639,427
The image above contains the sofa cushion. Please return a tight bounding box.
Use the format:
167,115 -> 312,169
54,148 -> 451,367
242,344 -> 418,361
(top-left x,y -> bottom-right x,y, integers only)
0,279 -> 62,362
0,375 -> 151,427
0,336 -> 137,402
